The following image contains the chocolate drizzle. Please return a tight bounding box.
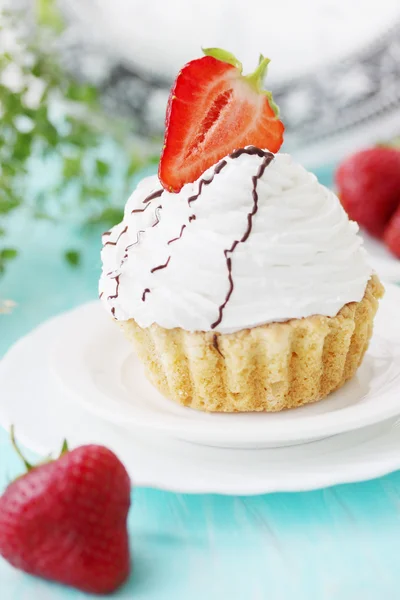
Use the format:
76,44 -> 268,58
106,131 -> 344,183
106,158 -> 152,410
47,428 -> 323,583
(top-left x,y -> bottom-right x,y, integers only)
211,150 -> 274,329
125,231 -> 144,252
103,226 -> 128,247
168,225 -> 186,245
104,147 -> 274,325
152,206 -> 162,227
212,334 -> 223,357
115,231 -> 145,274
214,159 -> 228,174
187,147 -> 269,209
229,146 -> 269,160
108,275 -> 120,300
143,154 -> 230,281
107,275 -> 121,320
188,160 -> 227,206
131,203 -> 151,214
103,188 -> 165,317
143,188 -> 163,204
151,256 -> 171,273
130,187 -> 162,227
132,188 -> 162,213
111,207 -> 163,276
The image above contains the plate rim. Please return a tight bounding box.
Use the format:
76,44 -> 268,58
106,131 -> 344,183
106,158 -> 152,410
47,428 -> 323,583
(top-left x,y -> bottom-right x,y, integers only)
1,324 -> 400,494
46,283 -> 400,445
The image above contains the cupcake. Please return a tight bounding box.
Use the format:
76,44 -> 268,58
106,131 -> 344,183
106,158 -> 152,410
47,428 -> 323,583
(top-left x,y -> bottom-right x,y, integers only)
99,49 -> 383,412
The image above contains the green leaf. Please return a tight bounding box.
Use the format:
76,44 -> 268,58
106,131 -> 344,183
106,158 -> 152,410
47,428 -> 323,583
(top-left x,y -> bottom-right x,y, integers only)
95,159 -> 110,178
30,58 -> 44,79
0,228 -> 5,237
0,87 -> 24,115
244,56 -> 271,89
64,122 -> 99,147
60,439 -> 69,456
33,211 -> 56,221
66,83 -> 98,105
202,47 -> 243,72
0,195 -> 20,214
262,91 -> 280,117
2,162 -> 20,177
64,249 -> 81,267
12,133 -> 33,162
147,154 -> 160,166
34,106 -> 60,147
10,425 -> 34,471
88,207 -> 124,227
81,185 -> 109,201
377,137 -> 400,149
0,248 -> 18,261
127,155 -> 144,177
35,105 -> 50,125
35,0 -> 65,33
41,122 -> 59,147
63,156 -> 82,179
0,8 -> 169,277
0,52 -> 12,66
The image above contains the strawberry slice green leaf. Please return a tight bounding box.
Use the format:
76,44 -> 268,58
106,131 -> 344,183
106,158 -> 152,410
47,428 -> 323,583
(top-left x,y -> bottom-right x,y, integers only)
202,47 -> 243,70
159,47 -> 284,192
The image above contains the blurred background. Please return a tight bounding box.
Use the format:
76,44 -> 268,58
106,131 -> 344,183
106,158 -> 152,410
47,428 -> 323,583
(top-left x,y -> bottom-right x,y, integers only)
1,0 -> 400,340
55,0 -> 400,166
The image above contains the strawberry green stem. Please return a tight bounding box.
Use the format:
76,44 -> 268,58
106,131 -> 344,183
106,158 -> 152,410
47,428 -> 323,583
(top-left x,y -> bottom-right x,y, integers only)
202,47 -> 243,71
202,47 -> 280,118
60,439 -> 69,456
377,137 -> 400,149
10,426 -> 69,475
244,55 -> 270,90
10,425 -> 34,472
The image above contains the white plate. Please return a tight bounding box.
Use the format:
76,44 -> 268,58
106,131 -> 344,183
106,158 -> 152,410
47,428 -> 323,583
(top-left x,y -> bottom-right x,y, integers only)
1,319 -> 400,494
362,231 -> 400,284
46,285 -> 400,448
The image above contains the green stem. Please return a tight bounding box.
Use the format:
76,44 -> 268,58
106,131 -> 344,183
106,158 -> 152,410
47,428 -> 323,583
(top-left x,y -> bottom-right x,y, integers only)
244,55 -> 271,90
202,47 -> 243,71
60,439 -> 69,456
10,425 -> 34,472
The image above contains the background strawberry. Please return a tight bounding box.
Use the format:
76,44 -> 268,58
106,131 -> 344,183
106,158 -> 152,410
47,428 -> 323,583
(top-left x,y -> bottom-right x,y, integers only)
335,147 -> 400,238
0,435 -> 131,594
384,204 -> 400,258
159,47 -> 284,192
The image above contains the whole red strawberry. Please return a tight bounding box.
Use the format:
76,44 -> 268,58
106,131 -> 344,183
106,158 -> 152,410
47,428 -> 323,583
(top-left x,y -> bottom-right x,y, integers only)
384,203 -> 400,258
0,433 -> 131,594
335,147 -> 400,238
159,47 -> 284,192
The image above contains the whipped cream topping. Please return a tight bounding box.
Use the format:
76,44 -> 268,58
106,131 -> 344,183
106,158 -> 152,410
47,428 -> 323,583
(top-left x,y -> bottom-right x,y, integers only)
99,147 -> 372,333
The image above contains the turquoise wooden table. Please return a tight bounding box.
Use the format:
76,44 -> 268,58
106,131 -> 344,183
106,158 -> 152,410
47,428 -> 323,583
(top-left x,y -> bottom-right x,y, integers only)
1,166 -> 400,600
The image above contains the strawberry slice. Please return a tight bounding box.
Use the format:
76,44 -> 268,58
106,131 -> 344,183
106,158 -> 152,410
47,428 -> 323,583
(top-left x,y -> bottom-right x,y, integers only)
159,48 -> 284,192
